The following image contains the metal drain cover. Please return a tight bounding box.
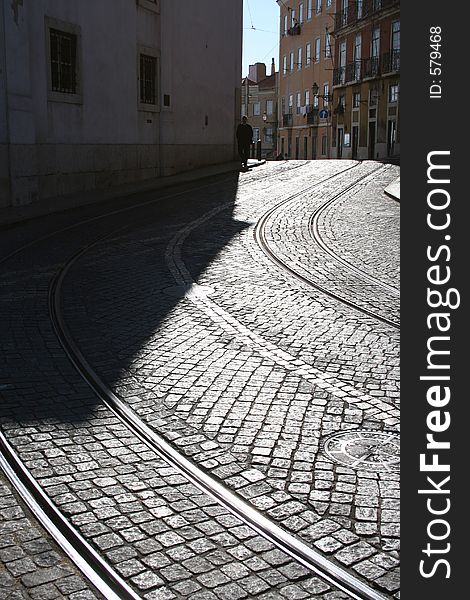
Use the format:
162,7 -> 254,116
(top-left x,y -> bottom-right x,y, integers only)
322,430 -> 400,471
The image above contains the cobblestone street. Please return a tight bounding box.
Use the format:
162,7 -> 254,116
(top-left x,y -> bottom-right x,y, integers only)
0,160 -> 400,599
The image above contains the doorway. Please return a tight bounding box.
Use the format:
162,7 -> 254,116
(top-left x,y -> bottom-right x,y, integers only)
368,121 -> 376,159
352,125 -> 359,159
387,119 -> 397,156
337,128 -> 344,159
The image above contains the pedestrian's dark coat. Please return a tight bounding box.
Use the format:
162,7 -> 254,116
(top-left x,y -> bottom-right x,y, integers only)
236,122 -> 253,146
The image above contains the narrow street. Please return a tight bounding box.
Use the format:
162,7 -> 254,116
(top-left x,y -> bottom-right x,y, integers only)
0,160 -> 400,600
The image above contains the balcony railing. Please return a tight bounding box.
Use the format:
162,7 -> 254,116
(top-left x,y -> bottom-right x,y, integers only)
287,23 -> 301,35
382,49 -> 400,73
333,51 -> 400,86
333,60 -> 362,85
307,108 -> 319,125
334,0 -> 399,31
282,113 -> 293,127
363,56 -> 380,78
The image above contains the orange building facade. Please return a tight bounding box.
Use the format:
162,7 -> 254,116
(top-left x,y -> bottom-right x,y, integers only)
277,0 -> 336,160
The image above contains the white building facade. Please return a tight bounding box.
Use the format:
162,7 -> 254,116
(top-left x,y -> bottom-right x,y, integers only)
0,0 -> 242,208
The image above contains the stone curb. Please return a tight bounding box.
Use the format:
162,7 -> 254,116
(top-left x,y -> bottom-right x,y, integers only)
384,178 -> 400,202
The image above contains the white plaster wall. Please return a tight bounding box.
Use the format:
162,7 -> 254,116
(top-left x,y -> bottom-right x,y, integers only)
1,0 -> 243,205
159,0 -> 242,174
24,0 -> 160,145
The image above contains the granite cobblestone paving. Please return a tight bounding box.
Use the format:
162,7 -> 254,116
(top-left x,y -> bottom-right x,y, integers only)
1,161 -> 400,598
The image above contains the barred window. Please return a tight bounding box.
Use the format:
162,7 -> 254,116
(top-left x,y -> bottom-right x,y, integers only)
140,54 -> 157,104
50,29 -> 77,94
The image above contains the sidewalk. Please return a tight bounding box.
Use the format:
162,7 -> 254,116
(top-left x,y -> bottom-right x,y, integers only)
0,159 -> 266,229
384,177 -> 400,201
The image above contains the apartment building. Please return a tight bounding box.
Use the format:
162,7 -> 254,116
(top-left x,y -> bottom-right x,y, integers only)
277,0 -> 336,160
241,60 -> 278,159
0,0 -> 242,208
331,0 -> 400,160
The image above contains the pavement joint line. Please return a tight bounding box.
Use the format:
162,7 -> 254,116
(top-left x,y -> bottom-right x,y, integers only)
165,180 -> 399,425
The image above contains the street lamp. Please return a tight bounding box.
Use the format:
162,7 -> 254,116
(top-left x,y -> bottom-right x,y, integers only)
262,111 -> 267,122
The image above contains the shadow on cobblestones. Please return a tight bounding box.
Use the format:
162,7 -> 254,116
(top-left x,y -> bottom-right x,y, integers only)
0,173 -> 243,428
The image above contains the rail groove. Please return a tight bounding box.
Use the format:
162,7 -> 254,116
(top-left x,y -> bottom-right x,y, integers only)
0,161 -> 396,600
47,229 -> 390,600
255,164 -> 400,329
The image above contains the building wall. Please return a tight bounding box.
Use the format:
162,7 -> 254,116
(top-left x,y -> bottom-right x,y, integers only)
241,69 -> 278,159
159,0 -> 242,176
331,0 -> 400,161
0,3 -> 10,206
0,0 -> 242,207
277,0 -> 336,159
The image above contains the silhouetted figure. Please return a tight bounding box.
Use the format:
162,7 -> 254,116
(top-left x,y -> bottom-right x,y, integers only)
236,116 -> 253,170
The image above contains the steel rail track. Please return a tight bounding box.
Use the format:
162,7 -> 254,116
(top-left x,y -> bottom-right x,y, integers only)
0,432 -> 141,600
0,161 -> 393,600
0,160 -> 309,267
308,168 -> 399,297
45,227 -> 390,600
255,165 -> 400,330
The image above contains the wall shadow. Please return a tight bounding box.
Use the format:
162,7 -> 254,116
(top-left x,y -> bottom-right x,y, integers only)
0,171 -> 247,428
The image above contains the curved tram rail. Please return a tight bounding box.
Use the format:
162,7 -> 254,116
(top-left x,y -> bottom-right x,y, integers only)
255,164 -> 400,330
0,162 -> 393,600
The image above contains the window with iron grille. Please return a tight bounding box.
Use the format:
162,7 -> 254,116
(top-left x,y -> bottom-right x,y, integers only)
140,54 -> 157,104
50,29 -> 77,94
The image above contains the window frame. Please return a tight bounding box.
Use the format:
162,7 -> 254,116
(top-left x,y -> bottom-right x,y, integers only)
314,38 -> 321,63
137,45 -> 160,112
389,83 -> 399,103
307,0 -> 313,20
325,31 -> 331,58
45,16 -> 82,105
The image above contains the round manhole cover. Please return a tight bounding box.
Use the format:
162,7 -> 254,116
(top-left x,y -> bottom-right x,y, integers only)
322,430 -> 400,471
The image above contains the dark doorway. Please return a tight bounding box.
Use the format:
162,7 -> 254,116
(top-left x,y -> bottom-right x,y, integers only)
368,121 -> 376,159
337,128 -> 344,158
387,119 -> 397,156
352,125 -> 359,159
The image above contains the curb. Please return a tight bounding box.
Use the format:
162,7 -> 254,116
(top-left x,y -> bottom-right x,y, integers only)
0,161 -> 243,230
384,177 -> 400,202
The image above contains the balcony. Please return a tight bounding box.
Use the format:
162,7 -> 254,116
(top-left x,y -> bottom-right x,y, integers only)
307,107 -> 319,125
287,23 -> 302,36
333,60 -> 362,85
382,49 -> 400,73
334,0 -> 399,32
333,51 -> 399,87
282,113 -> 293,127
363,56 -> 380,78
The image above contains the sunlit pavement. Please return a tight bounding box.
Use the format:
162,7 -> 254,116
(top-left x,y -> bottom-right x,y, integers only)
0,160 -> 400,599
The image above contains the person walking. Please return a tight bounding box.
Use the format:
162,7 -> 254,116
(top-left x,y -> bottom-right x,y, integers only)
236,116 -> 253,171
